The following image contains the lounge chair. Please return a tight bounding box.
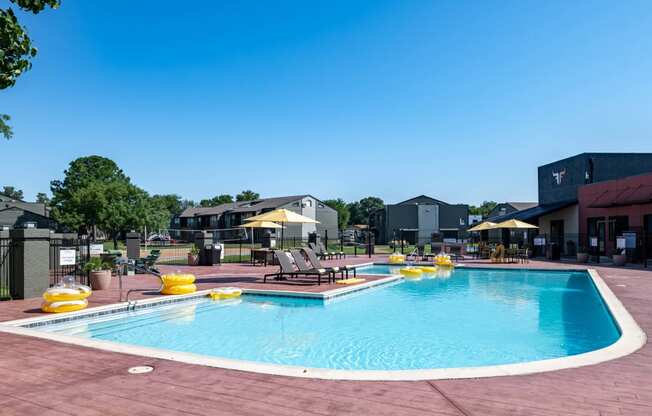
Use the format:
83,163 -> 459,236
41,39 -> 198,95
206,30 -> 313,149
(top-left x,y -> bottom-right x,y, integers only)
263,250 -> 331,285
309,242 -> 332,260
290,250 -> 336,283
318,241 -> 345,259
302,247 -> 358,279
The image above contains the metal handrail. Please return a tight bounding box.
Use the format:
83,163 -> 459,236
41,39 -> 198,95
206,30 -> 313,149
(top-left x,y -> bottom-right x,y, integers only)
114,258 -> 165,304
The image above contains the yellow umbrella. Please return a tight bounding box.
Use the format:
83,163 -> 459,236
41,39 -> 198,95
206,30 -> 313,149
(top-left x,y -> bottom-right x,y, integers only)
244,209 -> 319,248
237,221 -> 283,250
495,219 -> 539,229
245,209 -> 319,224
237,220 -> 284,229
467,221 -> 498,232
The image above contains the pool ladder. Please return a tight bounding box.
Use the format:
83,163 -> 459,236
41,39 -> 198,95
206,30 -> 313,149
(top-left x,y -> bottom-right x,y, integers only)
115,259 -> 165,307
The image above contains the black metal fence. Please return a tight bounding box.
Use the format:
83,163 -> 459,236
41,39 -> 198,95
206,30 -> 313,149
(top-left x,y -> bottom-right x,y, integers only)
0,237 -> 16,300
49,235 -> 96,286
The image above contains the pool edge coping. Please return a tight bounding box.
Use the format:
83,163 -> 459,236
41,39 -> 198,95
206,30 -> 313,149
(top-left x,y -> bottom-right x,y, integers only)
0,267 -> 646,381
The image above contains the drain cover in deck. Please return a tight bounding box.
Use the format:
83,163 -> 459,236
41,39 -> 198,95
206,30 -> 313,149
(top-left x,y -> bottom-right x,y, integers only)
128,366 -> 154,374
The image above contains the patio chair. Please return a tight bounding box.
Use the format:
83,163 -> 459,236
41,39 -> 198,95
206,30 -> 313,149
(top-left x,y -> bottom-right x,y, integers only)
135,249 -> 161,273
290,250 -> 336,283
303,247 -> 357,279
318,241 -> 345,259
309,242 -> 332,260
263,250 -> 330,285
491,244 -> 505,263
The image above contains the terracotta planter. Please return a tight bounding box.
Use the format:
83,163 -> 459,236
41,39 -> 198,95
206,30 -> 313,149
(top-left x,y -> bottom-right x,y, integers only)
89,270 -> 112,290
612,254 -> 626,267
576,252 -> 589,263
188,254 -> 199,266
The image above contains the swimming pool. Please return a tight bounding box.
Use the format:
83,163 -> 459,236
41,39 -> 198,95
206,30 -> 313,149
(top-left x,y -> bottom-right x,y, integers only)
31,268 -> 622,375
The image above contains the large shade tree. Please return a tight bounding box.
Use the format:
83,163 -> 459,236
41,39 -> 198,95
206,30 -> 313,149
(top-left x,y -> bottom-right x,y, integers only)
1,0 -> 60,139
1,185 -> 23,199
50,156 -> 169,246
348,196 -> 384,225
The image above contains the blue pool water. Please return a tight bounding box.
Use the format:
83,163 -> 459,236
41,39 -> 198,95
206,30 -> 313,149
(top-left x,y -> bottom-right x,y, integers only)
39,268 -> 620,370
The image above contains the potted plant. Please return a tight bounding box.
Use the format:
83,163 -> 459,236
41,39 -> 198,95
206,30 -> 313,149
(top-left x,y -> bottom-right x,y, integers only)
188,245 -> 200,266
83,257 -> 113,290
576,245 -> 589,263
612,249 -> 626,267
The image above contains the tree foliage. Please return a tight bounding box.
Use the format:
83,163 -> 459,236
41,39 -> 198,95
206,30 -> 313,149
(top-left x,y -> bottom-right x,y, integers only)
348,196 -> 384,225
236,190 -> 259,202
1,185 -> 23,199
468,200 -> 498,217
50,156 -> 169,242
323,198 -> 350,230
200,194 -> 233,207
1,0 -> 60,139
152,194 -> 184,216
35,191 -> 49,204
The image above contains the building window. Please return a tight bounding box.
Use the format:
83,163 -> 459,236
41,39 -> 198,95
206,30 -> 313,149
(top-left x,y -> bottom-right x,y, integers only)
305,200 -> 312,207
293,202 -> 300,207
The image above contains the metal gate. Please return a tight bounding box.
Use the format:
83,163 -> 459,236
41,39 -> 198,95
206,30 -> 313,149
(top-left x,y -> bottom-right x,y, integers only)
0,238 -> 16,300
49,235 -> 94,286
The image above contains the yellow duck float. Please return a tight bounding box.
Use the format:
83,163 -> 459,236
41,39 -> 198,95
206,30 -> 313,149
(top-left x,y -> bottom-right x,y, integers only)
161,273 -> 197,295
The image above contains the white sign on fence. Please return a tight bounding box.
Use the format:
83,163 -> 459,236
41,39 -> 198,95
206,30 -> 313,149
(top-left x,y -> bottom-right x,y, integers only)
590,237 -> 598,247
59,248 -> 77,266
616,237 -> 626,249
90,244 -> 104,256
534,237 -> 546,246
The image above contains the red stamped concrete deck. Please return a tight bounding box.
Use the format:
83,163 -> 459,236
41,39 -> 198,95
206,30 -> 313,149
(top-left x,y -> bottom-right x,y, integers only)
0,257 -> 651,415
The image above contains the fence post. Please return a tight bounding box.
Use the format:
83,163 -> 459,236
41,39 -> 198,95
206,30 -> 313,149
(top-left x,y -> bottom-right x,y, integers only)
325,230 -> 329,251
9,228 -> 50,299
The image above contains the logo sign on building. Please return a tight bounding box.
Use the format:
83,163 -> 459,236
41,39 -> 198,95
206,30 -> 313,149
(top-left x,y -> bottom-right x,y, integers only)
552,169 -> 566,185
89,244 -> 104,256
590,237 -> 598,247
59,248 -> 77,266
534,237 -> 546,246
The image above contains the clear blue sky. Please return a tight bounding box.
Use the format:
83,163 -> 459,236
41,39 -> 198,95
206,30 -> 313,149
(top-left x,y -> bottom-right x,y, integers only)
3,0 -> 652,205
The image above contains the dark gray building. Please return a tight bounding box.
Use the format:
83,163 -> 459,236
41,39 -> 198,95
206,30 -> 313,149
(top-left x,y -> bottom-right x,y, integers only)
373,195 -> 469,244
0,194 -> 57,230
538,153 -> 652,205
173,195 -> 338,242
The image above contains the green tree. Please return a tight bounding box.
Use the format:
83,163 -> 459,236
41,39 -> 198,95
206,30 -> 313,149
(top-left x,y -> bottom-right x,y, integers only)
323,198 -> 350,230
236,190 -> 259,202
1,0 -> 61,139
50,156 -> 169,245
35,192 -> 49,204
152,194 -> 183,216
349,196 -> 384,225
469,201 -> 498,217
200,194 -> 234,207
1,185 -> 23,199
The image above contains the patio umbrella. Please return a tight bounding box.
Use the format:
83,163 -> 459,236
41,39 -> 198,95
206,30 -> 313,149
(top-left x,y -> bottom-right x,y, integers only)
237,221 -> 283,249
467,221 -> 498,232
245,209 -> 319,248
495,219 -> 539,229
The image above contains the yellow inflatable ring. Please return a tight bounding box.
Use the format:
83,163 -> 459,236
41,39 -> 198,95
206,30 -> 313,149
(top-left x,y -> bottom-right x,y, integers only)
400,268 -> 423,277
43,285 -> 92,303
388,254 -> 405,264
161,283 -> 197,295
436,261 -> 454,268
335,278 -> 366,285
418,266 -> 438,273
209,287 -> 242,300
41,299 -> 88,313
162,274 -> 195,286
